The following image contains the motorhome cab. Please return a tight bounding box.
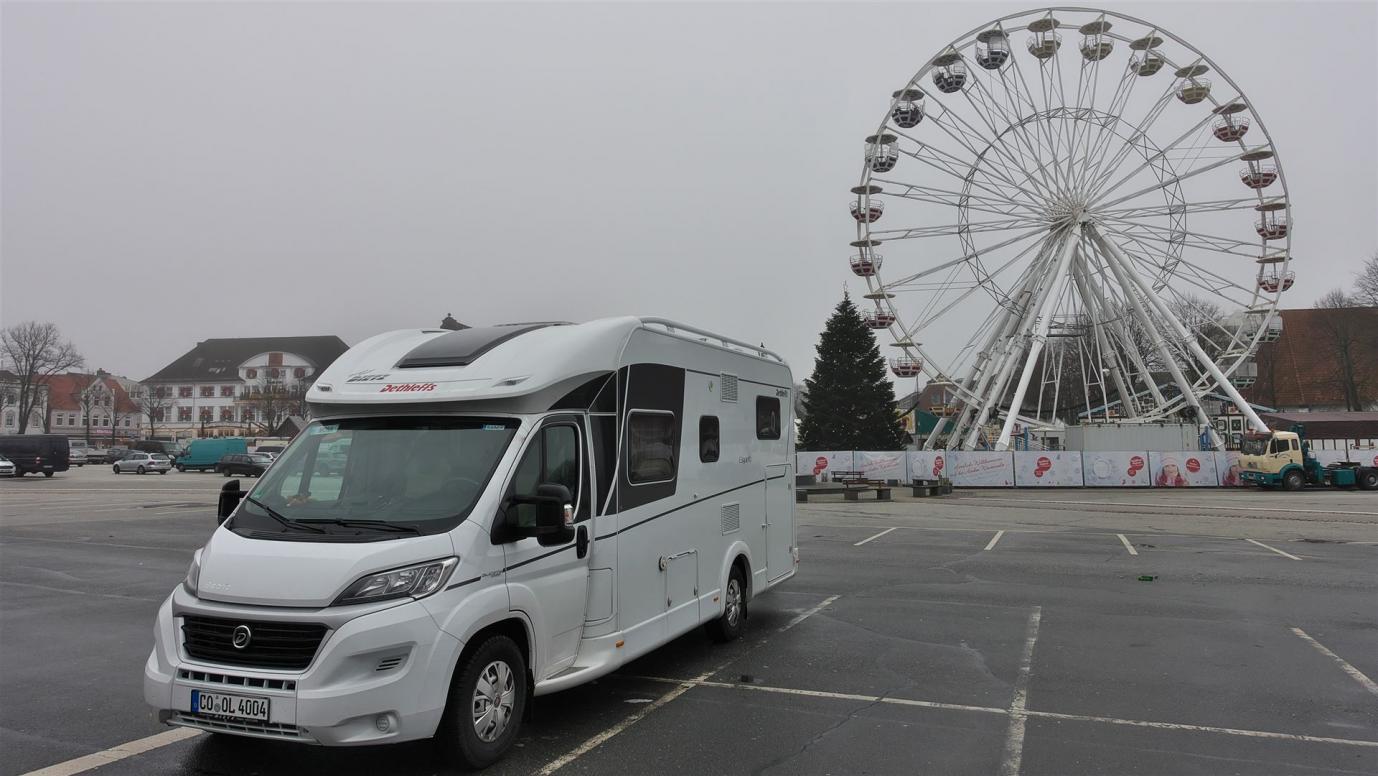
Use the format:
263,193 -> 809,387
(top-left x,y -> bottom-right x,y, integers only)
144,317 -> 797,767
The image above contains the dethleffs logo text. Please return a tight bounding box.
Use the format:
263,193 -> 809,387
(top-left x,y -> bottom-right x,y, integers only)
379,383 -> 437,393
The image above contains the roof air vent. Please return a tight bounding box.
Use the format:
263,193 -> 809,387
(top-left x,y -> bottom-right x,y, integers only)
396,324 -> 564,369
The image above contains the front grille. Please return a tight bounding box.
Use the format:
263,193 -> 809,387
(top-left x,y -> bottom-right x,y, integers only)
178,668 -> 296,691
172,711 -> 309,740
182,616 -> 327,671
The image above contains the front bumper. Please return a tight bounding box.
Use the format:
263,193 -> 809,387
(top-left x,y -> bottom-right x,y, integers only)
144,588 -> 463,746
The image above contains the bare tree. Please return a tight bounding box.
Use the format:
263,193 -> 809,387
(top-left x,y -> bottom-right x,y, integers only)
236,381 -> 305,436
1314,290 -> 1374,411
74,377 -> 100,445
0,322 -> 84,433
133,386 -> 174,440
1356,252 -> 1378,307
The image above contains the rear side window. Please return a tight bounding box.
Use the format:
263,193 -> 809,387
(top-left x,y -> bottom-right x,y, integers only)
756,397 -> 781,440
699,416 -> 720,463
628,412 -> 676,484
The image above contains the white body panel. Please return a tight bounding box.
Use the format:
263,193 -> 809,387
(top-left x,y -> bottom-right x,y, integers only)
145,317 -> 795,745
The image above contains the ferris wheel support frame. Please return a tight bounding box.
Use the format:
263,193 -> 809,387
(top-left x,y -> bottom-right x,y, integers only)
1088,226 -> 1269,435
1069,254 -> 1137,418
995,224 -> 1083,450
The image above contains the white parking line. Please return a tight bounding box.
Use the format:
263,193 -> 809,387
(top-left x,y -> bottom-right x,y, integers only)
954,495 -> 1378,518
19,727 -> 201,776
538,594 -> 841,773
1117,534 -> 1138,556
1291,627 -> 1378,697
634,676 -> 1378,749
999,606 -> 1042,776
853,527 -> 897,546
1245,538 -> 1302,560
984,530 -> 1005,551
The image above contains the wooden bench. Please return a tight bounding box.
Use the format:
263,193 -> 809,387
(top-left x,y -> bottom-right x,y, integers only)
797,484 -> 892,503
830,470 -> 867,486
911,478 -> 954,497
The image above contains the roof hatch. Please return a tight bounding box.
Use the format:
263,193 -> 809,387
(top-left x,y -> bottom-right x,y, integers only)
395,323 -> 566,369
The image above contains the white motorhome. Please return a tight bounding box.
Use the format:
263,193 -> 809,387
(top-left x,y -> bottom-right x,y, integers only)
144,317 -> 796,768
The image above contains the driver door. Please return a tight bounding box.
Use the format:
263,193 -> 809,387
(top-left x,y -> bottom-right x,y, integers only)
499,415 -> 593,678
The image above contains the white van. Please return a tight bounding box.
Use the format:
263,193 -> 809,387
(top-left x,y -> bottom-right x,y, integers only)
144,317 -> 797,768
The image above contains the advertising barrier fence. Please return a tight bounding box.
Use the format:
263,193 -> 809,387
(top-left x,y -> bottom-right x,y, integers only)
796,448 -> 1375,487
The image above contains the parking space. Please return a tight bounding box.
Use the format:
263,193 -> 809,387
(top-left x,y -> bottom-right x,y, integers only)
3,469 -> 1377,775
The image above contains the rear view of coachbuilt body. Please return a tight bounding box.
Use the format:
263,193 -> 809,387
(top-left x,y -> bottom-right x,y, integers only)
145,317 -> 796,768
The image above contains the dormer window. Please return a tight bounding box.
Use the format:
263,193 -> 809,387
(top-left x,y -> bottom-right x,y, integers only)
246,369 -> 257,379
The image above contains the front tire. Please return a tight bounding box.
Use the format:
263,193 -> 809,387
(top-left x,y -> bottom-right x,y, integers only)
177,464 -> 186,473
137,466 -> 146,475
1282,470 -> 1304,492
43,471 -> 54,478
436,635 -> 527,770
112,465 -> 120,474
705,567 -> 747,643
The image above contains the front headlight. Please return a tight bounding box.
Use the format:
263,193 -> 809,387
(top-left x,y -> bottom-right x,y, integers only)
184,549 -> 203,595
333,557 -> 459,606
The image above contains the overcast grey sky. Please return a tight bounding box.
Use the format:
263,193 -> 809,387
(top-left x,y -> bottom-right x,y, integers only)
3,1 -> 1375,384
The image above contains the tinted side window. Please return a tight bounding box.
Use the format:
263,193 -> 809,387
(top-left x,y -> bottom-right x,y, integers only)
756,396 -> 781,440
699,416 -> 720,463
628,412 -> 676,484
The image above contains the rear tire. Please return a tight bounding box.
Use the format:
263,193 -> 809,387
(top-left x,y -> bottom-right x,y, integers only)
177,464 -> 186,473
112,465 -> 120,474
435,635 -> 527,770
43,471 -> 54,478
222,468 -> 230,477
1282,470 -> 1304,492
705,566 -> 747,643
1360,469 -> 1378,491
137,466 -> 146,475
159,470 -> 167,475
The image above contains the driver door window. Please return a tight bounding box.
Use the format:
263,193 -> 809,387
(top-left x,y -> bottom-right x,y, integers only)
511,424 -> 584,529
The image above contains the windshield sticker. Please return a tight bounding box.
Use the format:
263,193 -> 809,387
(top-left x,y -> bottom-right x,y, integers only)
482,424 -> 507,431
380,383 -> 437,393
308,424 -> 339,435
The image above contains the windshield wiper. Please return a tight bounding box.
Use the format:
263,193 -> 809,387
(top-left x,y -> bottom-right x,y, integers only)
245,496 -> 326,534
297,518 -> 422,535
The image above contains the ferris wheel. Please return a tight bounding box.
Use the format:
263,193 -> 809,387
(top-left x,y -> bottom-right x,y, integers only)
851,7 -> 1292,451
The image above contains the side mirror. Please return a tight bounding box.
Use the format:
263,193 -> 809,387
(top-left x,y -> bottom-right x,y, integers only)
217,480 -> 246,524
507,483 -> 575,545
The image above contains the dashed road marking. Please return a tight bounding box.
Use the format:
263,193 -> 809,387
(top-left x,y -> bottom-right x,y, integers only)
538,593 -> 840,773
19,727 -> 201,776
1245,538 -> 1302,560
633,675 -> 1378,749
999,606 -> 1042,776
984,530 -> 1005,551
1291,627 -> 1378,697
1117,533 -> 1138,556
853,527 -> 897,546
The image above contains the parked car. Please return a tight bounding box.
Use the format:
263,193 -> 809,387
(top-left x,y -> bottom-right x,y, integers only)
113,451 -> 172,475
0,434 -> 71,477
85,448 -> 109,464
134,440 -> 181,462
177,438 -> 248,472
0,454 -> 15,477
104,447 -> 131,463
68,445 -> 89,467
216,453 -> 270,477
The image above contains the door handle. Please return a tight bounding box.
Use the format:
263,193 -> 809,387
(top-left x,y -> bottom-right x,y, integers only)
576,525 -> 589,559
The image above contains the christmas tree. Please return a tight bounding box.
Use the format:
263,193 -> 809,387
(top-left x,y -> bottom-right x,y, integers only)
798,294 -> 908,451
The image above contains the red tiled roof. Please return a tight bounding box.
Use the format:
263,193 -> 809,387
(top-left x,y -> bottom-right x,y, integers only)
1242,307 -> 1378,410
39,374 -> 139,414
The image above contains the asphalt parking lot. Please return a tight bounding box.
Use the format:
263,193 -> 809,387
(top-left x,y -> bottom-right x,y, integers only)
2,467 -> 1376,775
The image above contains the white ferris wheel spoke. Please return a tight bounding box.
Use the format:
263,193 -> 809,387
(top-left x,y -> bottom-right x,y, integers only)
877,226 -> 1048,288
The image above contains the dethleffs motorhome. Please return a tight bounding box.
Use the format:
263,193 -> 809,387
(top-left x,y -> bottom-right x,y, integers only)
145,317 -> 797,768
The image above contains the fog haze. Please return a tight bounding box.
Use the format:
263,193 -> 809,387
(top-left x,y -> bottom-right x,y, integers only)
3,1 -> 1375,383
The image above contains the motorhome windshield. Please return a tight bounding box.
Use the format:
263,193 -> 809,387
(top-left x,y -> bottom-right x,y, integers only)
234,416 -> 519,539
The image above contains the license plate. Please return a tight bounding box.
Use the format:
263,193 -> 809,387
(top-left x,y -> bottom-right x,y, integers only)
191,689 -> 270,721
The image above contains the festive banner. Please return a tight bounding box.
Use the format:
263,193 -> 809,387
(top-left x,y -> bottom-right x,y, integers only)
1148,451 -> 1218,487
796,452 -> 856,483
1013,451 -> 1084,486
1082,452 -> 1151,487
855,451 -> 907,483
1214,451 -> 1249,487
908,451 -> 949,483
948,451 -> 1015,487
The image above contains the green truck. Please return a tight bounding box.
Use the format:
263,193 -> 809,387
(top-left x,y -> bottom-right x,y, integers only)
175,437 -> 248,472
1238,425 -> 1378,491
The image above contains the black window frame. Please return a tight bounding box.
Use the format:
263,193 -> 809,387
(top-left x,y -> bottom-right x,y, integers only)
755,396 -> 782,440
699,415 -> 720,463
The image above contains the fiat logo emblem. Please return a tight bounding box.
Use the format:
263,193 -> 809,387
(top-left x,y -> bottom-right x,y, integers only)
231,625 -> 252,650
